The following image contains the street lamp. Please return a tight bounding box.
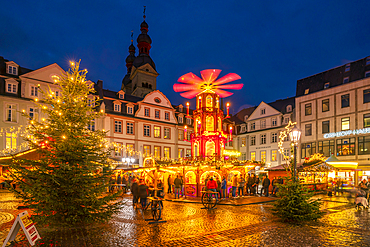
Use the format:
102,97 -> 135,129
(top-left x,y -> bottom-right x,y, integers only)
122,157 -> 135,168
289,126 -> 301,181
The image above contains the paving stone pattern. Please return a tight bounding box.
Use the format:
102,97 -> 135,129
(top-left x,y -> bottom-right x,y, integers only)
1,192 -> 370,246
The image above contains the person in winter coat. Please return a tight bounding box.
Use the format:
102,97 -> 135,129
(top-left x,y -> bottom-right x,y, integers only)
221,176 -> 227,199
238,174 -> 245,197
206,177 -> 218,202
246,173 -> 252,195
167,175 -> 172,194
138,180 -> 149,209
232,174 -> 238,198
262,175 -> 270,197
174,175 -> 182,199
216,177 -> 221,199
131,179 -> 139,206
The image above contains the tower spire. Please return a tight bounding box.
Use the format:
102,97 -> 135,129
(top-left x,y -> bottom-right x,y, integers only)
137,6 -> 152,56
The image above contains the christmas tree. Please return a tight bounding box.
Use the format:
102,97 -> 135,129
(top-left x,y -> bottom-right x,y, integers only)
9,61 -> 120,226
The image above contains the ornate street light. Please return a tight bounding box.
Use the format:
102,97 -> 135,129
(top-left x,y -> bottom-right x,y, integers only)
289,126 -> 301,181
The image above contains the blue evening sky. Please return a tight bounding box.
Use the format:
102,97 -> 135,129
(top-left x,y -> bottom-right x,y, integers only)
1,1 -> 370,113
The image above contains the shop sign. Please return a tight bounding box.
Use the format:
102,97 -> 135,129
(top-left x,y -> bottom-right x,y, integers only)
186,185 -> 196,195
223,150 -> 241,157
323,127 -> 370,139
2,211 -> 41,247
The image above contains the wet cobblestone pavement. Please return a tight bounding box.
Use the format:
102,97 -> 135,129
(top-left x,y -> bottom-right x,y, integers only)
1,191 -> 370,246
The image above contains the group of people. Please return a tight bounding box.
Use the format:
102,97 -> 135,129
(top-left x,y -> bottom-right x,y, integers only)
167,175 -> 184,199
131,178 -> 165,209
109,172 -> 132,193
359,177 -> 370,202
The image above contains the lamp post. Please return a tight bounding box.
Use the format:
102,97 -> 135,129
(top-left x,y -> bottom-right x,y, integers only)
289,126 -> 301,181
123,157 -> 136,168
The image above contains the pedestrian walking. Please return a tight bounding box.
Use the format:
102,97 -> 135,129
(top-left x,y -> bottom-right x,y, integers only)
131,178 -> 139,207
167,175 -> 172,194
238,174 -> 245,197
206,177 -> 218,202
232,174 -> 238,198
262,175 -> 270,197
252,174 -> 259,196
138,179 -> 148,209
221,176 -> 227,199
171,175 -> 175,194
174,175 -> 182,199
216,177 -> 221,199
246,173 -> 252,195
271,176 -> 277,196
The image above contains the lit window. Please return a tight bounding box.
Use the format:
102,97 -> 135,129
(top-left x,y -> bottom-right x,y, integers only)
114,120 -> 122,133
144,125 -> 150,136
304,89 -> 309,95
143,145 -> 151,157
271,150 -> 277,161
345,64 -> 350,72
144,108 -> 150,117
164,128 -> 170,139
127,122 -> 134,134
178,130 -> 184,141
250,152 -> 256,161
178,148 -> 184,158
164,147 -> 170,159
364,114 -> 370,128
155,110 -> 160,119
6,82 -> 17,93
322,99 -> 329,112
343,77 -> 349,84
324,82 -> 330,89
126,144 -> 134,156
341,94 -> 350,108
154,126 -> 161,138
260,151 -> 266,162
114,104 -> 120,112
341,117 -> 350,131
154,146 -> 161,158
6,133 -> 17,149
165,112 -> 170,120
186,149 -> 191,157
241,137 -> 246,147
305,124 -> 312,136
305,103 -> 312,116
127,106 -> 133,114
114,143 -> 122,157
30,85 -> 38,97
5,104 -> 16,122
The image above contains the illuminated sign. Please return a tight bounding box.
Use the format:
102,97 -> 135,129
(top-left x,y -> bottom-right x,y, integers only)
323,128 -> 370,138
223,150 -> 241,157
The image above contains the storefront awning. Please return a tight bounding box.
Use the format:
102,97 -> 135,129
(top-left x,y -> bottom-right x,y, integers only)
325,155 -> 358,170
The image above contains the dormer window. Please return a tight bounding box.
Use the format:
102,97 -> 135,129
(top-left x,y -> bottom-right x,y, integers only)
241,125 -> 246,133
127,106 -> 133,114
286,105 -> 292,113
261,109 -> 265,115
178,116 -> 183,123
6,81 -> 17,94
244,115 -> 248,122
366,57 -> 370,66
119,93 -> 124,99
186,118 -> 191,125
179,105 -> 183,112
304,88 -> 309,95
345,63 -> 350,72
324,82 -> 330,89
7,65 -> 17,75
30,85 -> 38,97
114,103 -> 121,112
343,77 -> 349,84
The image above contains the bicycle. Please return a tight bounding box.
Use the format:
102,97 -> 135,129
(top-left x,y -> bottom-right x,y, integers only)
201,190 -> 218,209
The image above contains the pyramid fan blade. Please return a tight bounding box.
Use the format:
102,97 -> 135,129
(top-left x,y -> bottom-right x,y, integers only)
173,84 -> 200,92
216,83 -> 244,90
213,73 -> 241,86
177,72 -> 204,84
200,69 -> 222,83
180,90 -> 200,99
214,89 -> 233,98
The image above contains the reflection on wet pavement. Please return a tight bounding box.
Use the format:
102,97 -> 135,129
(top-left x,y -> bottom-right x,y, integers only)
1,192 -> 370,246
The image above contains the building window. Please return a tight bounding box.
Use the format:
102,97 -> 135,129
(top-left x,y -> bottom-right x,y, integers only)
367,57 -> 370,66
187,131 -> 191,141
286,105 -> 292,112
364,114 -> 370,128
318,140 -> 334,157
178,116 -> 183,123
341,94 -> 349,108
343,77 -> 349,84
144,125 -> 150,137
324,82 -> 330,89
228,139 -> 233,147
305,124 -> 312,136
261,109 -> 265,115
284,149 -> 290,158
261,120 -> 266,129
164,147 -> 170,159
114,104 -> 120,112
365,71 -> 370,78
165,112 -> 170,120
272,118 -> 277,126
30,85 -> 38,97
144,108 -> 150,117
28,107 -> 38,120
186,118 -> 191,125
341,117 -> 350,131
114,143 -> 123,157
87,97 -> 95,107
284,117 -> 289,124
301,142 -> 316,159
322,99 -> 329,112
88,120 -> 95,131
127,106 -> 133,114
6,82 -> 17,93
260,134 -> 266,145
250,152 -> 256,161
178,148 -> 184,159
164,128 -> 170,139
126,144 -> 134,156
126,122 -> 134,134
154,126 -> 161,138
271,150 -> 277,161
155,110 -> 160,119
260,151 -> 266,162
304,89 -> 309,95
154,146 -> 161,158
359,136 -> 370,155
345,64 -> 350,72
178,130 -> 184,140
119,93 -> 124,99
271,132 -> 277,143
241,153 -> 246,160
305,103 -> 312,116
322,121 -> 330,134
143,145 -> 151,157
337,138 -> 355,156
241,125 -> 246,132
250,123 -> 255,130
114,120 -> 122,133
5,133 -> 17,149
7,65 -> 17,75
241,137 -> 246,147
364,89 -> 370,103
5,104 -> 16,122
251,136 -> 256,146
186,149 -> 191,157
